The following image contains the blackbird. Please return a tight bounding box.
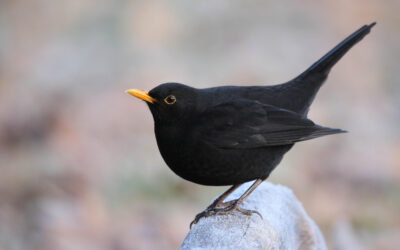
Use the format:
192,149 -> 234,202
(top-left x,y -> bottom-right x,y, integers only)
126,23 -> 375,226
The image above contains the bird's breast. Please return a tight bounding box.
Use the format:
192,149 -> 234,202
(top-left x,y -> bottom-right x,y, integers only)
154,124 -> 190,167
154,123 -> 217,181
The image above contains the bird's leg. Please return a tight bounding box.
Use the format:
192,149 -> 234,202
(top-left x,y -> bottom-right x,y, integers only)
190,179 -> 265,228
209,184 -> 242,209
217,178 -> 264,218
190,184 -> 241,228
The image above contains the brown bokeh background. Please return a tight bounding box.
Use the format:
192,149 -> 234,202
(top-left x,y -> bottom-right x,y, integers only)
0,1 -> 399,249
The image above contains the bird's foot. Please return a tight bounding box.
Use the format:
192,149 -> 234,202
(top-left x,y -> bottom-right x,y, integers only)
190,199 -> 263,228
216,200 -> 263,219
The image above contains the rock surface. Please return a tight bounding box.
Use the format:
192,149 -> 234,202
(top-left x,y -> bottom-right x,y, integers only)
181,182 -> 327,250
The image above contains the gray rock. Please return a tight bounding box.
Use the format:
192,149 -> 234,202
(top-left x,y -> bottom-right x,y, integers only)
181,182 -> 327,250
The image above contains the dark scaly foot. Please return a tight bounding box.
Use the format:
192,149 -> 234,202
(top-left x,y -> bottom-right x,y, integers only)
190,179 -> 265,228
190,184 -> 241,228
189,199 -> 263,228
190,207 -> 219,228
190,198 -> 237,228
213,199 -> 263,219
220,199 -> 263,219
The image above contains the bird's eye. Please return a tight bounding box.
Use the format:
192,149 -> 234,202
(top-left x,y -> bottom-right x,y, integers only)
164,95 -> 176,105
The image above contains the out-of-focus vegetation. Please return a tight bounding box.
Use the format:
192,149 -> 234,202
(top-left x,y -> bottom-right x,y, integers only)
0,1 -> 399,249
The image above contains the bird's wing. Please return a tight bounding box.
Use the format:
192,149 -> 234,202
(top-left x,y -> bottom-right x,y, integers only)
196,100 -> 345,148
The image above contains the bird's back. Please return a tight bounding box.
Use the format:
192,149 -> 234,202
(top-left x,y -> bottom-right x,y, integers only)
198,83 -> 312,116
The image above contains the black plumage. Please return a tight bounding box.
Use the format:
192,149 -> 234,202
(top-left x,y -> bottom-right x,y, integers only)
126,23 -> 375,225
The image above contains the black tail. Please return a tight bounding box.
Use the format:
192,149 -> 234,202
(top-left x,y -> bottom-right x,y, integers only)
295,22 -> 376,82
285,23 -> 376,114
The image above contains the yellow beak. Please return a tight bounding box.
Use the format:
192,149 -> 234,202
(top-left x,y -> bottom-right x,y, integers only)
125,89 -> 156,103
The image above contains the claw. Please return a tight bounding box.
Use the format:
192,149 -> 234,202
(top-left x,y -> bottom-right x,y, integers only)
190,208 -> 217,228
190,199 -> 263,228
236,207 -> 263,219
190,199 -> 238,228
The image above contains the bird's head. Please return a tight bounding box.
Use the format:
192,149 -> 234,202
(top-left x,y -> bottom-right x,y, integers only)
126,82 -> 198,124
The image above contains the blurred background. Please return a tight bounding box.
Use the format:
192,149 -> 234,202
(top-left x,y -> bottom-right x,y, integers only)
0,0 -> 399,249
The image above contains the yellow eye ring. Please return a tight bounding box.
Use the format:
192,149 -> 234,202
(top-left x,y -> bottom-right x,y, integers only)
164,95 -> 176,105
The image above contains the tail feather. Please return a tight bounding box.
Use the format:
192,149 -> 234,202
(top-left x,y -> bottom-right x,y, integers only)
284,23 -> 376,115
296,22 -> 376,82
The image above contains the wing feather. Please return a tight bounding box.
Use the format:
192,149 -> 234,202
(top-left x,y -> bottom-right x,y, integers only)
196,100 -> 345,149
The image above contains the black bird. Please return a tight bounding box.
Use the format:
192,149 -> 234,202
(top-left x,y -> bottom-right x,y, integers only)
126,23 -> 375,226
